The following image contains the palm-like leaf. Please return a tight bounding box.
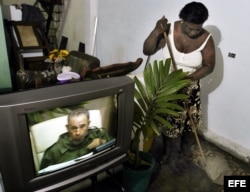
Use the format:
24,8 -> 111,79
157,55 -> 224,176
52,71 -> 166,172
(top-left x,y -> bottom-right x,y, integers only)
131,59 -> 191,157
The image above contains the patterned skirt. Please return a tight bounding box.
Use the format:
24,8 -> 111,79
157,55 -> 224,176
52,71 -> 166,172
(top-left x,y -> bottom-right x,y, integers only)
161,81 -> 202,138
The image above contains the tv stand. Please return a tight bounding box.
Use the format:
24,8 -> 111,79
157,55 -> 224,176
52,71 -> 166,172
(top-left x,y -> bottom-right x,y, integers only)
90,168 -> 125,192
106,170 -> 125,192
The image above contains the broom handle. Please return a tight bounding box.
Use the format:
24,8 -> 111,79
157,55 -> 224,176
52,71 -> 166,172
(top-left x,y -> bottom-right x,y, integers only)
186,104 -> 206,163
162,25 -> 178,71
162,23 -> 206,164
144,55 -> 151,70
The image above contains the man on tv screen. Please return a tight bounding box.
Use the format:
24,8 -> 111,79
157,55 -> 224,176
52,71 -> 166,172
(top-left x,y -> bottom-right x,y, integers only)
40,108 -> 109,170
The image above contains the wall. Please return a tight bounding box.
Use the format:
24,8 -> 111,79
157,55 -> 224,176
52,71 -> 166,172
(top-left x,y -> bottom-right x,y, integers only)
60,0 -> 97,54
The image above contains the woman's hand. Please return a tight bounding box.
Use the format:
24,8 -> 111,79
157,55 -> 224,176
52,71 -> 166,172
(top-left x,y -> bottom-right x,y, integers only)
143,16 -> 169,55
155,16 -> 169,33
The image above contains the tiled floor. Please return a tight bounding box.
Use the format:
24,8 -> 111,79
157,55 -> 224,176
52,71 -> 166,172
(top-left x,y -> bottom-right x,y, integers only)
147,134 -> 250,192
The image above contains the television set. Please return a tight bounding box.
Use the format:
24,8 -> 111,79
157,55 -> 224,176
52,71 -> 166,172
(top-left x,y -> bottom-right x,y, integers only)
0,76 -> 134,192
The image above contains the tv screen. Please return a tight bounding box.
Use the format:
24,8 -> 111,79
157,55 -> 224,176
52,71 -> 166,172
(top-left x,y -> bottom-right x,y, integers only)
28,95 -> 118,175
0,76 -> 134,192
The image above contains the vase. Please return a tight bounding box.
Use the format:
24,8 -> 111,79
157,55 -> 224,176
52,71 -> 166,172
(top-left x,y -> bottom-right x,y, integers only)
123,151 -> 155,192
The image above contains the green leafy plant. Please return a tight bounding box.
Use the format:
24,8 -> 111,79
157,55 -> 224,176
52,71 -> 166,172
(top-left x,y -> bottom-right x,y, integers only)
129,58 -> 191,168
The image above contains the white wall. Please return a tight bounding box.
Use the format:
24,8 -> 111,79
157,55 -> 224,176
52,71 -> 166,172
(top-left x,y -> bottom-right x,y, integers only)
59,0 -> 98,54
198,0 -> 250,162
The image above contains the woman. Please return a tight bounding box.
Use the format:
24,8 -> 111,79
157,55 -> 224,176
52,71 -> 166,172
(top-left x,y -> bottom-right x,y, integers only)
143,2 -> 215,164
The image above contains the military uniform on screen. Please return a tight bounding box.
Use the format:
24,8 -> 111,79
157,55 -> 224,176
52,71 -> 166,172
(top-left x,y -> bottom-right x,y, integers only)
40,127 -> 109,170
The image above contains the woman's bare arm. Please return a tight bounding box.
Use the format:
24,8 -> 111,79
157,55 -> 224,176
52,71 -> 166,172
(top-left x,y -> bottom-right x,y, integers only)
143,17 -> 169,55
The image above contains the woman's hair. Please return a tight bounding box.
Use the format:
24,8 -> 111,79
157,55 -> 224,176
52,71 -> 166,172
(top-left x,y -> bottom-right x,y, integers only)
179,2 -> 209,24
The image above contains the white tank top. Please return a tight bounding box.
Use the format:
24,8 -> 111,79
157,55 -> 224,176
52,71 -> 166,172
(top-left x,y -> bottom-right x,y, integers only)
162,23 -> 211,73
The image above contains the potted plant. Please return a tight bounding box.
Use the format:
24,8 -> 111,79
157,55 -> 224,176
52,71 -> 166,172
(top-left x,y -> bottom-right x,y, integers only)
123,58 -> 190,192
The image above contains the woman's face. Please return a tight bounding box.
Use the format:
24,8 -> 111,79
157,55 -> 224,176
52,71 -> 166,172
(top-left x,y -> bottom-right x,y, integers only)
182,21 -> 203,38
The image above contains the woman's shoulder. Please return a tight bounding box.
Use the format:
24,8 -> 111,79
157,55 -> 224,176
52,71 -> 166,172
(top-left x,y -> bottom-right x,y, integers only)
202,28 -> 211,37
201,29 -> 213,47
173,20 -> 181,29
172,20 -> 182,36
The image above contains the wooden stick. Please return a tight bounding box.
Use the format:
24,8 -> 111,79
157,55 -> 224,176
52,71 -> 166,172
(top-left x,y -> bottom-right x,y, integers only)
162,26 -> 177,71
91,16 -> 98,56
144,55 -> 151,70
186,103 -> 206,164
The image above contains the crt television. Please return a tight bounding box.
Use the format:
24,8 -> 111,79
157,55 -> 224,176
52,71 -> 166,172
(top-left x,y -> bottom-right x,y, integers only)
0,76 -> 134,192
